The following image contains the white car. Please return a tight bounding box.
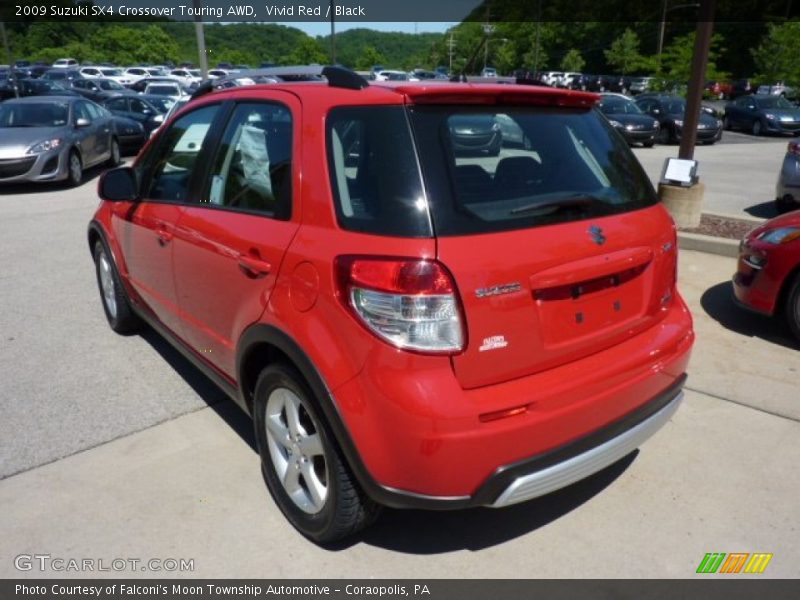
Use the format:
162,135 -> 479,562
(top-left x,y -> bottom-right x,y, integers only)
144,82 -> 185,101
559,72 -> 581,88
481,67 -> 498,78
374,70 -> 410,82
52,58 -> 78,69
169,69 -> 203,85
207,69 -> 229,79
79,67 -> 134,86
539,71 -> 564,86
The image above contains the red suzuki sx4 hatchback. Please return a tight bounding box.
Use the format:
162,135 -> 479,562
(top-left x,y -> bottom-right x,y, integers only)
88,68 -> 694,542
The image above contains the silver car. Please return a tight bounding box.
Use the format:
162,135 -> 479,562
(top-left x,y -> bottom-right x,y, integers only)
0,96 -> 120,186
776,140 -> 800,212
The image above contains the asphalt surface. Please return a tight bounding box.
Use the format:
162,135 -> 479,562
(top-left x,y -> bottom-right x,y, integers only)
1,135 -> 798,577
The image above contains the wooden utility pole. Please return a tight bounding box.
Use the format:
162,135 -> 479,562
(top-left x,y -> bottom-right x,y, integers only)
193,0 -> 208,78
678,0 -> 715,159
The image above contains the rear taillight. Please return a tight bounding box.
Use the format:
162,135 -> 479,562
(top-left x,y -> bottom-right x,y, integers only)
335,256 -> 465,354
788,141 -> 800,156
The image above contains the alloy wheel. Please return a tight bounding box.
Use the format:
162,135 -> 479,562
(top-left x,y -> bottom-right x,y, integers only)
98,250 -> 117,319
264,387 -> 328,514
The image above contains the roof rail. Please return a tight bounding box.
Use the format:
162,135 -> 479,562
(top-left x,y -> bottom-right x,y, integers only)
322,66 -> 368,90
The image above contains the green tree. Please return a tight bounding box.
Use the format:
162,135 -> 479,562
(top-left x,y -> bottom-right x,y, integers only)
658,32 -> 728,83
751,22 -> 800,87
604,28 -> 643,74
281,36 -> 326,65
560,48 -> 585,72
354,45 -> 387,71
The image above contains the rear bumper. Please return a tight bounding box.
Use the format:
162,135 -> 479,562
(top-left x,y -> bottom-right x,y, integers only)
331,296 -> 694,506
486,379 -> 683,507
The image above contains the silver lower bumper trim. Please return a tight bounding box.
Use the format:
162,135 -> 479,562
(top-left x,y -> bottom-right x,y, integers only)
491,391 -> 684,507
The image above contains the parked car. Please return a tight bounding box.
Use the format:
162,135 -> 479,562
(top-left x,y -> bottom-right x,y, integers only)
481,67 -> 498,78
705,80 -> 732,99
756,82 -> 795,98
730,78 -> 755,99
538,71 -> 564,86
71,78 -> 133,103
605,75 -> 633,94
635,93 -> 722,144
629,76 -> 655,95
0,78 -> 81,101
78,67 -> 134,86
143,82 -> 185,101
88,67 -> 693,543
129,76 -> 187,94
0,97 -> 120,186
52,58 -> 79,69
448,114 -> 502,155
41,68 -> 83,84
169,68 -> 202,86
108,114 -> 146,155
102,94 -> 171,135
733,210 -> 800,342
775,140 -> 800,212
598,93 -> 660,147
723,94 -> 800,136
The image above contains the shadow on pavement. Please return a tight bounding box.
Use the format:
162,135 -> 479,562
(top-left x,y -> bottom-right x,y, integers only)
0,162 -> 109,196
744,200 -> 778,220
139,326 -> 258,453
700,281 -> 798,350
330,452 -> 637,554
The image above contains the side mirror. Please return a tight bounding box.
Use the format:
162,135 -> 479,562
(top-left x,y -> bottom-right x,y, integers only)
652,108 -> 661,115
98,167 -> 139,202
75,117 -> 91,128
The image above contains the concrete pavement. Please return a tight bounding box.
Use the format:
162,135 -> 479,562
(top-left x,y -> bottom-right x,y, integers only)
1,250 -> 798,578
632,133 -> 788,220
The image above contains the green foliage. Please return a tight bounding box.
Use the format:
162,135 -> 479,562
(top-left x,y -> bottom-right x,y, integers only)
751,22 -> 800,87
560,49 -> 585,72
604,28 -> 644,75
282,36 -> 327,65
657,32 -> 729,82
354,46 -> 387,71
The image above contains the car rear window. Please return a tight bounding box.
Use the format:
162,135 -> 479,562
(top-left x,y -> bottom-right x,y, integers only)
409,106 -> 658,236
326,106 -> 432,237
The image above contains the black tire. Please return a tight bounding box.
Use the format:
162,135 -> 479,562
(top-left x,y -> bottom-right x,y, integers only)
67,150 -> 82,187
657,125 -> 671,145
107,137 -> 121,167
642,141 -> 655,148
92,240 -> 141,334
752,119 -> 763,136
785,274 -> 800,343
775,195 -> 795,214
253,363 -> 380,543
723,116 -> 731,130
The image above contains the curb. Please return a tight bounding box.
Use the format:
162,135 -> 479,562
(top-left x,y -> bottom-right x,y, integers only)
677,231 -> 739,258
704,210 -> 766,224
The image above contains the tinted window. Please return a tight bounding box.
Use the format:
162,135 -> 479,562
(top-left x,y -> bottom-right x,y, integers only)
326,106 -> 431,237
144,105 -> 219,203
106,98 -> 128,111
130,99 -> 152,114
409,106 -> 658,236
205,102 -> 292,218
0,102 -> 69,127
75,102 -> 93,122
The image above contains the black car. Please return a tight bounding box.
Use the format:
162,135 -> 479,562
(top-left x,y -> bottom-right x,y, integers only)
448,115 -> 502,156
635,94 -> 722,145
102,94 -> 170,134
109,114 -> 146,155
0,78 -> 79,101
723,94 -> 800,136
605,75 -> 633,94
71,78 -> 134,103
598,93 -> 660,147
730,79 -> 755,99
40,69 -> 83,84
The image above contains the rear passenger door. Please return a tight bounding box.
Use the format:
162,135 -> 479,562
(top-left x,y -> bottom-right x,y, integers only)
171,96 -> 301,379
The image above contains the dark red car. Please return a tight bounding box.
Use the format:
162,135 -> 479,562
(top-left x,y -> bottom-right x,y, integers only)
88,67 -> 694,542
734,211 -> 800,340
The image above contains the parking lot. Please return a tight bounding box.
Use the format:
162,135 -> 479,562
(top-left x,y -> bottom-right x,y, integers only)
1,133 -> 799,578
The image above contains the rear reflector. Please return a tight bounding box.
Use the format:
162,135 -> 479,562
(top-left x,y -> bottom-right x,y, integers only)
479,404 -> 530,423
788,141 -> 800,156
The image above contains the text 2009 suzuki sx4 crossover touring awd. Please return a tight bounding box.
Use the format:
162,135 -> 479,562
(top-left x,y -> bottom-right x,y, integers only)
89,68 -> 694,542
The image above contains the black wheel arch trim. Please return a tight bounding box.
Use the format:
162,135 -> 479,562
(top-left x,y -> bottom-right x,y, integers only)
235,323 -> 472,510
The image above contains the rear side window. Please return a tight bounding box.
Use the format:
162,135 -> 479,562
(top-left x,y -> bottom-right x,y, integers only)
410,106 -> 658,236
327,106 -> 432,237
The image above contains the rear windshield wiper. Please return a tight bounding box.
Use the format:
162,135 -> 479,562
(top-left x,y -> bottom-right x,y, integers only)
510,194 -> 604,216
